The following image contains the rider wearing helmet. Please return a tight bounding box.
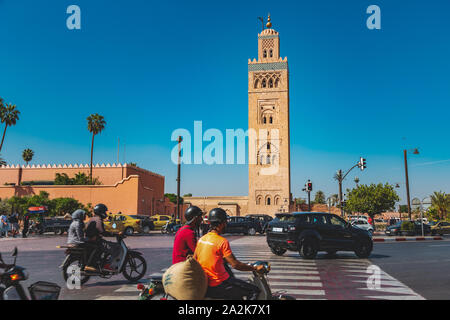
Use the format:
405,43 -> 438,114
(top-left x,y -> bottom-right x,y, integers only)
193,208 -> 263,300
172,206 -> 204,264
85,204 -> 110,272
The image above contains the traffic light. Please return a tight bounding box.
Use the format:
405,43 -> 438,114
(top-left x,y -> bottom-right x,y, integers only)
307,181 -> 313,192
359,157 -> 367,171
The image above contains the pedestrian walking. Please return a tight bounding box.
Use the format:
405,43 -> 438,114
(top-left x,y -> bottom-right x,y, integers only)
0,213 -> 9,238
22,213 -> 30,238
9,212 -> 19,238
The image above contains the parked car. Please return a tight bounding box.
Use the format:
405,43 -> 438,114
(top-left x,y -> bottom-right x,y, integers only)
104,214 -> 143,236
348,215 -> 368,222
385,221 -> 402,236
351,219 -> 374,236
266,212 -> 373,259
431,221 -> 450,236
246,214 -> 273,234
385,220 -> 431,236
150,215 -> 181,230
224,216 -> 262,236
129,215 -> 155,233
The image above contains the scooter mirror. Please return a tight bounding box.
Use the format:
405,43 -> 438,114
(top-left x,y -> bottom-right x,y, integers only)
12,247 -> 18,257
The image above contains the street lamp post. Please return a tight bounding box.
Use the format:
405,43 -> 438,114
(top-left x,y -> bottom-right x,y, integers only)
403,148 -> 419,220
176,136 -> 182,222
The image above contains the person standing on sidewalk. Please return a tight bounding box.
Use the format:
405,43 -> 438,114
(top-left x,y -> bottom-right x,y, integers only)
0,213 -> 9,238
22,213 -> 30,238
8,212 -> 19,238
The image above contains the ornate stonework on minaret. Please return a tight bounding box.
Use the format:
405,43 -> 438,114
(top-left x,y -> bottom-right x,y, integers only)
248,16 -> 292,216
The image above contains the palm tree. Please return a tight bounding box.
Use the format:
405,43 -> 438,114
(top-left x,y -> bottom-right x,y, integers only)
354,177 -> 360,187
0,103 -> 20,152
22,149 -> 34,165
0,155 -> 6,167
87,114 -> 106,184
430,191 -> 449,220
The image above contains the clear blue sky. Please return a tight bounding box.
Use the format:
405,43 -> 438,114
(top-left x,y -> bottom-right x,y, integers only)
0,0 -> 449,204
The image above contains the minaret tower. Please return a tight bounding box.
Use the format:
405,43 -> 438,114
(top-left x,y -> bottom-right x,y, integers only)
248,15 -> 292,216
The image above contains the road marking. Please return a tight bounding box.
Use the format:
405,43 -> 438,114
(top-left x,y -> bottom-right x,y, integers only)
269,281 -> 323,287
271,288 -> 325,296
364,295 -> 424,300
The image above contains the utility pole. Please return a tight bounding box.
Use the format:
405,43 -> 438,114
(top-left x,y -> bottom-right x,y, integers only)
404,149 -> 412,220
176,136 -> 182,221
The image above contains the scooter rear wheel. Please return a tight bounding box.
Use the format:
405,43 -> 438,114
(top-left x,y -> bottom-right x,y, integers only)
62,256 -> 91,285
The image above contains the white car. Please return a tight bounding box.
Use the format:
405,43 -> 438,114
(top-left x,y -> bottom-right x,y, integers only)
351,219 -> 374,236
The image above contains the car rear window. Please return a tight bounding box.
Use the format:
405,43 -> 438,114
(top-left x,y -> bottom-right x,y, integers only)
275,215 -> 296,222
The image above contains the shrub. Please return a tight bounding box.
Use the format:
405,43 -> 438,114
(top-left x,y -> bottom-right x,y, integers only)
401,221 -> 414,232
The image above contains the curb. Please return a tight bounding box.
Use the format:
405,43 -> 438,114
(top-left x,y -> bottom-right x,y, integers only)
373,236 -> 443,242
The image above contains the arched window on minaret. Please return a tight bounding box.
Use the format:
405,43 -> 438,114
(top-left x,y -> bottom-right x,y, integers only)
267,155 -> 271,164
269,49 -> 273,58
263,116 -> 267,124
275,78 -> 279,88
267,143 -> 271,150
262,79 -> 266,88
268,78 -> 273,88
263,50 -> 267,58
269,116 -> 273,124
266,197 -> 271,206
254,79 -> 259,89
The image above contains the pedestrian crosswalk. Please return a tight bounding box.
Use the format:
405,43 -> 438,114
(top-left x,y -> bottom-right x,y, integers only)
96,237 -> 425,300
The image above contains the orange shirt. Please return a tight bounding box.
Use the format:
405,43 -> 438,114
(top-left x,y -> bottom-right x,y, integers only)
194,232 -> 233,287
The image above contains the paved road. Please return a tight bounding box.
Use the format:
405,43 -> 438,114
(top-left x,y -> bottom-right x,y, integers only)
1,234 -> 449,300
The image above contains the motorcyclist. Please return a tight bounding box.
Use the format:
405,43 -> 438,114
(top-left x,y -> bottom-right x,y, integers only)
84,204 -> 111,272
172,206 -> 203,264
67,209 -> 86,245
193,208 -> 264,300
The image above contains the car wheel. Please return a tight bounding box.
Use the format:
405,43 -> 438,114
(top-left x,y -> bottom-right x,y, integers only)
124,227 -> 134,236
248,228 -> 256,236
270,247 -> 287,256
300,238 -> 318,259
354,239 -> 373,258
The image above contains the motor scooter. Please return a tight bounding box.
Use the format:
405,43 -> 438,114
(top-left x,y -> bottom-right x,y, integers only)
137,261 -> 295,300
59,233 -> 147,285
0,247 -> 61,300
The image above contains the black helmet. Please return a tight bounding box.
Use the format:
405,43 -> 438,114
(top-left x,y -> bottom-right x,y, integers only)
185,206 -> 203,225
94,204 -> 108,219
208,208 -> 228,224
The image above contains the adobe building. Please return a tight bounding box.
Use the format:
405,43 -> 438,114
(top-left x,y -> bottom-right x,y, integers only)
0,163 -> 178,216
185,16 -> 294,217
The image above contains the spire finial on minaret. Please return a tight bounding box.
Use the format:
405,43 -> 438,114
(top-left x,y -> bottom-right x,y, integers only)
266,13 -> 272,29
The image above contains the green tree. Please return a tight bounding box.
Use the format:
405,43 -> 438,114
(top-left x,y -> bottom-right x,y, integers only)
313,190 -> 326,204
22,148 -> 34,165
55,173 -> 72,185
345,183 -> 400,222
165,193 -> 184,204
53,198 -> 84,216
0,155 -> 6,166
87,114 -> 106,184
399,205 -> 409,213
430,191 -> 449,220
0,103 -> 20,152
183,193 -> 193,197
295,198 -> 306,205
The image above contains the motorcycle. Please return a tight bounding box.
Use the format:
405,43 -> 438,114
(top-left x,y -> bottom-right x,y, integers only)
137,261 -> 295,300
161,221 -> 182,234
59,234 -> 147,285
0,247 -> 61,300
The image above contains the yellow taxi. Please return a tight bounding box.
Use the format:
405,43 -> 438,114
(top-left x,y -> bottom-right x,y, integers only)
431,221 -> 450,236
104,214 -> 142,236
151,215 -> 181,229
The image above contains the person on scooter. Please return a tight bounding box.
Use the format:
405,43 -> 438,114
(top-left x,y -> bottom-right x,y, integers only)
67,209 -> 86,245
193,208 -> 263,300
84,204 -> 111,272
172,206 -> 203,264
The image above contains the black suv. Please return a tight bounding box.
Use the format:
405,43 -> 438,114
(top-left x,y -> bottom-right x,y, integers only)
225,216 -> 262,236
266,212 -> 373,259
246,214 -> 273,234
